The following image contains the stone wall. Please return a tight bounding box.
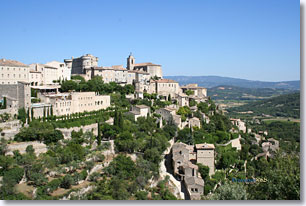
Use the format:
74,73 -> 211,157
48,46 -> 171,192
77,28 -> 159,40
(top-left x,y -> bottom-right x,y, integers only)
57,123 -> 98,139
0,120 -> 22,140
6,141 -> 47,156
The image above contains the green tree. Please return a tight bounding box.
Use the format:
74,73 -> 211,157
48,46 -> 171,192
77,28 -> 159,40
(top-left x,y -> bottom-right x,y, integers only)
17,108 -> 27,125
208,182 -> 247,200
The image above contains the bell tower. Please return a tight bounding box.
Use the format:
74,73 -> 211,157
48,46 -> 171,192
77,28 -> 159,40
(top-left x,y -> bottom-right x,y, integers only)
127,52 -> 135,70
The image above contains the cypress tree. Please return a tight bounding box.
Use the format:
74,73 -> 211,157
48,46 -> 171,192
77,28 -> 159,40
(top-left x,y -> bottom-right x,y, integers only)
119,111 -> 124,129
50,105 -> 53,116
27,108 -> 30,124
114,109 -> 118,127
97,122 -> 101,145
3,96 -> 7,109
43,107 -> 46,122
31,107 -> 34,121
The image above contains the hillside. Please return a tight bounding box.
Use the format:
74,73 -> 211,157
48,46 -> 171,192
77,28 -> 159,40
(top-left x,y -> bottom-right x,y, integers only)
227,92 -> 300,119
164,75 -> 300,90
208,85 -> 297,101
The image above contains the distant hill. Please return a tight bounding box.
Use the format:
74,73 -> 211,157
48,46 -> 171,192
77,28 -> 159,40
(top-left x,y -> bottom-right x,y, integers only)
227,92 -> 300,119
164,75 -> 300,90
208,85 -> 297,101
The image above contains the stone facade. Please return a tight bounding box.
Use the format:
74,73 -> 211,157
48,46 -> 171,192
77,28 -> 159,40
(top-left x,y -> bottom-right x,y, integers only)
126,105 -> 150,121
29,63 -> 59,85
85,65 -> 128,83
230,118 -> 246,133
37,91 -> 110,116
0,82 -> 31,110
181,84 -> 207,98
66,54 -> 98,74
0,59 -> 30,85
148,79 -> 180,98
195,143 -> 215,176
172,142 -> 205,200
126,53 -> 163,79
45,61 -> 71,82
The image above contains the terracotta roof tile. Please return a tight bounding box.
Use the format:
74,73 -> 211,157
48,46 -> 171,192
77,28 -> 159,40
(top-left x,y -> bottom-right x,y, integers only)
0,59 -> 29,67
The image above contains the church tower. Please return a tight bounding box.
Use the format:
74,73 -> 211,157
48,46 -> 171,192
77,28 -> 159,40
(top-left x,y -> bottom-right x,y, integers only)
127,52 -> 135,70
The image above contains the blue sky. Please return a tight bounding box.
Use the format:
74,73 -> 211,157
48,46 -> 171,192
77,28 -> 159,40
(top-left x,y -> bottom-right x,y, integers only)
0,0 -> 300,81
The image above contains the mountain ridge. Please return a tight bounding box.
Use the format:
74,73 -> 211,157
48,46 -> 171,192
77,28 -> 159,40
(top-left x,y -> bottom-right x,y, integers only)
164,75 -> 300,90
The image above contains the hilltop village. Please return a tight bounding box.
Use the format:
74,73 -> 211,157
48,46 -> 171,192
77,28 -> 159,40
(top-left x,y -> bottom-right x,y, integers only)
0,54 -> 293,200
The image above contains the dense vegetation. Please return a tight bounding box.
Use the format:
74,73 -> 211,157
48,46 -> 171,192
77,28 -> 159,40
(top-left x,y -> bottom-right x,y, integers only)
61,76 -> 135,95
227,92 -> 300,119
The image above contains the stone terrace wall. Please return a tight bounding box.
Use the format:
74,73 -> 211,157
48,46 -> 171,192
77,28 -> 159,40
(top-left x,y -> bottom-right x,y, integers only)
57,123 -> 98,139
6,141 -> 47,156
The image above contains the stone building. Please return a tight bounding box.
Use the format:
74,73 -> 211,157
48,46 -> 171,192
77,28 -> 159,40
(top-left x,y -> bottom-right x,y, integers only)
189,117 -> 201,129
37,91 -> 110,116
45,61 -> 71,82
172,142 -> 205,200
195,143 -> 215,176
126,105 -> 150,121
0,81 -> 31,110
85,65 -> 128,83
0,59 -> 30,85
126,53 -> 163,79
65,54 -> 99,74
177,93 -> 189,107
181,84 -> 207,98
29,63 -> 59,85
148,79 -> 180,98
230,118 -> 246,133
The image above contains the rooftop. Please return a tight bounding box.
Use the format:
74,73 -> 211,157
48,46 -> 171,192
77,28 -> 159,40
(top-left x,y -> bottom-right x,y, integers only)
181,84 -> 206,89
134,62 -> 161,66
195,143 -> 215,150
128,70 -> 150,75
153,79 -> 178,83
0,59 -> 29,67
184,176 -> 204,187
31,85 -> 61,90
135,105 -> 150,109
92,66 -> 127,71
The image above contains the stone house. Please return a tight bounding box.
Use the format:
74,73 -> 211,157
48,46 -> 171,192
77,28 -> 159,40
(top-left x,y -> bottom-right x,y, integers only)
172,142 -> 209,200
195,143 -> 215,176
126,105 -> 150,121
184,176 -> 204,200
230,118 -> 246,133
148,79 -> 180,99
181,84 -> 207,98
189,117 -> 201,128
177,93 -> 189,107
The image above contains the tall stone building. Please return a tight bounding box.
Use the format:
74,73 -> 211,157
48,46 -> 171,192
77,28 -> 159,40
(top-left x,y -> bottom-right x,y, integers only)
65,54 -> 99,74
0,81 -> 31,109
195,143 -> 215,176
